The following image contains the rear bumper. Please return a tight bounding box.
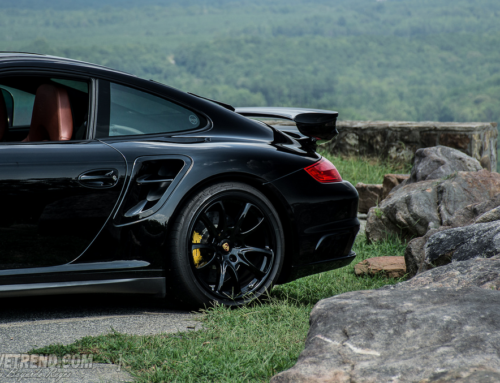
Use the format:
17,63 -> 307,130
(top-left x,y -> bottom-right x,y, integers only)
268,167 -> 359,283
285,218 -> 359,282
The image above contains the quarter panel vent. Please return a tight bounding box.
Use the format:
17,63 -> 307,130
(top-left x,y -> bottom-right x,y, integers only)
114,156 -> 191,226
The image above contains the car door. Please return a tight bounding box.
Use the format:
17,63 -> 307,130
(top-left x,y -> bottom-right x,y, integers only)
0,75 -> 127,275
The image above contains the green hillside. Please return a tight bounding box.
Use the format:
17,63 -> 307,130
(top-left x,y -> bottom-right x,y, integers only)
1,0 -> 499,127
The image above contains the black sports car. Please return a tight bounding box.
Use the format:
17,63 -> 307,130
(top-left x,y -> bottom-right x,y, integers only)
0,53 -> 359,308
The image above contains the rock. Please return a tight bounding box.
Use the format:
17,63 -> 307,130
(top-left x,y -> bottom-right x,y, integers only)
403,194 -> 500,277
355,183 -> 383,214
481,155 -> 492,171
354,256 -> 406,278
475,206 -> 500,224
445,193 -> 500,227
437,170 -> 500,225
381,173 -> 410,200
365,180 -> 440,242
420,367 -> 500,383
409,146 -> 482,183
271,288 -> 500,383
366,170 -> 500,242
404,236 -> 428,279
404,227 -> 451,278
389,256 -> 500,291
423,221 -> 500,269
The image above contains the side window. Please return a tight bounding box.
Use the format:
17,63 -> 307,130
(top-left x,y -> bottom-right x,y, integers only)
96,81 -> 206,138
0,76 -> 89,143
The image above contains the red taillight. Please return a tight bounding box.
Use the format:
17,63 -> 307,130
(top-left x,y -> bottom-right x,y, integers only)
304,158 -> 342,183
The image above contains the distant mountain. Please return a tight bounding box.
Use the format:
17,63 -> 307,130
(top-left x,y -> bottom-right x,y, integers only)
1,0 -> 500,130
0,0 -> 197,10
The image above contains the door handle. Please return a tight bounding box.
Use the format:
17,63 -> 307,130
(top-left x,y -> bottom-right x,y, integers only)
78,169 -> 119,188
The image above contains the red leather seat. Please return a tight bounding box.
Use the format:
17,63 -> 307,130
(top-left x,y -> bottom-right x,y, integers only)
23,84 -> 73,142
0,91 -> 8,141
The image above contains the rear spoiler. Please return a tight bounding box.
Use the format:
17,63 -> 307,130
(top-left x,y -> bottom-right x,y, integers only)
235,107 -> 339,141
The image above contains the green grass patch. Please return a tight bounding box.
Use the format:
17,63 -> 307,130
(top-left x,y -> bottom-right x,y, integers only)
320,150 -> 412,186
30,235 -> 407,383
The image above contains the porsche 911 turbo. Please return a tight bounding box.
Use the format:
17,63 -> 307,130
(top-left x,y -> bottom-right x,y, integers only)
0,52 -> 359,308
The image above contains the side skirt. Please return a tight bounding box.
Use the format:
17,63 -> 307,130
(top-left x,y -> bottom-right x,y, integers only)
0,277 -> 166,298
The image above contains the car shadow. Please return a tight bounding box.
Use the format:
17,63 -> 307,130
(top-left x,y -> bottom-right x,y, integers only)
0,293 -> 190,324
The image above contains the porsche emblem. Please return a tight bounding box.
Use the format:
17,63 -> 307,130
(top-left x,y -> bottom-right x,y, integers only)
222,243 -> 230,252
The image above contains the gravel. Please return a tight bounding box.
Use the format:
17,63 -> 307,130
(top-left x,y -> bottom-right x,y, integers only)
0,294 -> 200,382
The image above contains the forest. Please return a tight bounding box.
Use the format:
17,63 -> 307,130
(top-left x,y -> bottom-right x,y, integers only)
0,0 -> 499,124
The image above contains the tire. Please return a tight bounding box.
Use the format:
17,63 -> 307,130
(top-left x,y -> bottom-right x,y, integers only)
167,182 -> 284,309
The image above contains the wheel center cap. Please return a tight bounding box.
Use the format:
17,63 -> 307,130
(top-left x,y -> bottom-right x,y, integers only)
222,242 -> 231,252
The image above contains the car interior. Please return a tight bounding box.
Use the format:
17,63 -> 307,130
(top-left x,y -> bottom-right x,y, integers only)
0,76 -> 90,143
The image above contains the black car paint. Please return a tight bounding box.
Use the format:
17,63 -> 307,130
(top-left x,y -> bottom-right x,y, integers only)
0,53 -> 359,297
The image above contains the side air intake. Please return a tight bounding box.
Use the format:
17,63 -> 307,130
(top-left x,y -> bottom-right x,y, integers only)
114,156 -> 191,226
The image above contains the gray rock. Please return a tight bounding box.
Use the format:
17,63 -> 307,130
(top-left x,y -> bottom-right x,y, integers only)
366,170 -> 500,242
481,155 -> 493,171
423,221 -> 500,269
436,170 -> 500,225
445,194 -> 500,227
404,236 -> 428,279
410,146 -> 482,184
391,256 -> 500,291
419,366 -> 500,383
475,206 -> 500,224
404,227 -> 451,278
419,367 -> 500,383
403,194 -> 500,277
365,180 -> 440,242
271,288 -> 500,383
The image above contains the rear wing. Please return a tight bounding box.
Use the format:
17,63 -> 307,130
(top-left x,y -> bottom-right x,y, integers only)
235,107 -> 339,141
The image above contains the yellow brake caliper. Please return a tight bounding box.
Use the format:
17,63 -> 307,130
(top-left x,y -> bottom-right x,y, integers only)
192,231 -> 205,268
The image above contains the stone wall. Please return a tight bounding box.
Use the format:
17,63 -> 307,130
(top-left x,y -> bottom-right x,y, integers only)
320,121 -> 498,172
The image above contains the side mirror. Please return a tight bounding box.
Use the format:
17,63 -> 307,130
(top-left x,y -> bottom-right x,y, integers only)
0,88 -> 14,127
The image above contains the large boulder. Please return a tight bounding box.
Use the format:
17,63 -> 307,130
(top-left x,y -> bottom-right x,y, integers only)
403,194 -> 500,274
366,170 -> 500,242
410,146 -> 482,183
444,193 -> 500,227
404,227 -> 450,278
391,256 -> 500,291
365,179 -> 440,242
271,288 -> 500,383
476,206 -> 500,223
422,221 -> 500,269
437,170 -> 500,224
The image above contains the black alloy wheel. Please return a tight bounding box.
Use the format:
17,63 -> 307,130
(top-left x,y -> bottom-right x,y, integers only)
168,182 -> 284,308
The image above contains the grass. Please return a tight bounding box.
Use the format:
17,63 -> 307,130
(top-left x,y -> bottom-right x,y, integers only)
319,151 -> 412,186
29,154 -> 408,382
30,234 -> 407,383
